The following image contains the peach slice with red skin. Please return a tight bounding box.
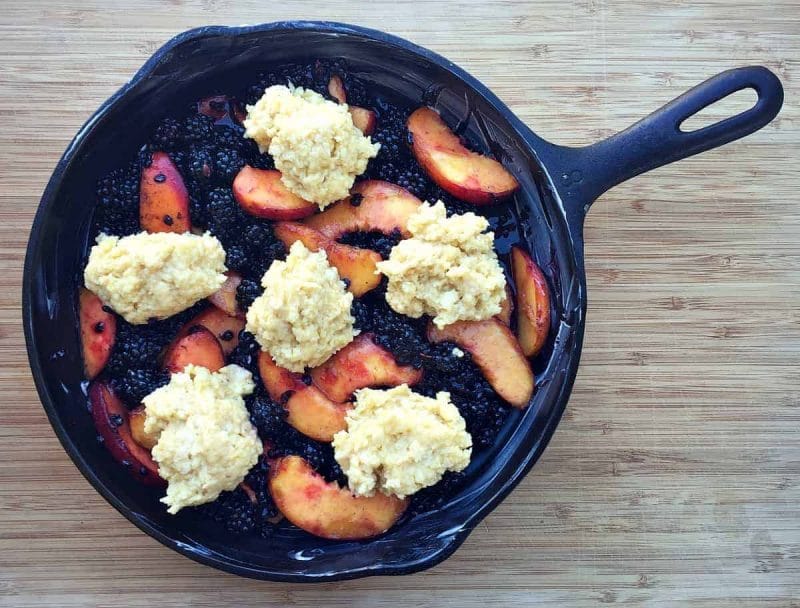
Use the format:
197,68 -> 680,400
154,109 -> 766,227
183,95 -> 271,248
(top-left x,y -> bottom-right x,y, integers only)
182,307 -> 245,356
89,381 -> 163,486
208,271 -> 243,318
258,352 -> 351,442
407,107 -> 519,205
162,326 -> 225,374
268,455 -> 408,540
349,106 -> 377,136
274,222 -> 382,297
79,288 -> 116,379
139,151 -> 191,233
427,318 -> 533,408
511,247 -> 551,357
129,406 -> 157,451
311,333 -> 423,403
327,75 -> 347,104
304,180 -> 422,239
233,166 -> 317,220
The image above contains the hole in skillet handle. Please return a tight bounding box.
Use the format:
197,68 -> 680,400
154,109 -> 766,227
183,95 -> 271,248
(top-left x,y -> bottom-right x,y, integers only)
534,65 -> 784,234
679,87 -> 759,133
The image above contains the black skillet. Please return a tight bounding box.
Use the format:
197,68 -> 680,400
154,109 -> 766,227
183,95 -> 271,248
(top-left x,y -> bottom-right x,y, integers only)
22,22 -> 783,581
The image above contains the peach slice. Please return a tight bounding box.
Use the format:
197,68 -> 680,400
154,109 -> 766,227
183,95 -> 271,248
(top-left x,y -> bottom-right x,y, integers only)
208,271 -> 243,318
139,151 -> 191,233
274,222 -> 382,297
182,307 -> 245,356
311,333 -> 423,403
349,106 -> 377,136
304,180 -> 422,239
79,288 -> 116,380
162,326 -> 225,374
511,247 -> 551,357
258,352 -> 351,442
327,75 -> 347,104
89,381 -> 163,486
129,406 -> 157,451
427,318 -> 533,408
269,455 -> 408,540
407,107 -> 519,205
497,284 -> 514,325
233,166 -> 317,220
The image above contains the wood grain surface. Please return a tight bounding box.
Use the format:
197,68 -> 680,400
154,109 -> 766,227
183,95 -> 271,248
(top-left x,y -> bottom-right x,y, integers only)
1,1 -> 798,606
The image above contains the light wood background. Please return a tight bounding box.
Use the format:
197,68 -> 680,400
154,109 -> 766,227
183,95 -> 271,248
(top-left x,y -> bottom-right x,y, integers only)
1,1 -> 798,606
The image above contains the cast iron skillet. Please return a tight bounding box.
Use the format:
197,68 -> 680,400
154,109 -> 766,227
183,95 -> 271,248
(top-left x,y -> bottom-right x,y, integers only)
23,21 -> 783,582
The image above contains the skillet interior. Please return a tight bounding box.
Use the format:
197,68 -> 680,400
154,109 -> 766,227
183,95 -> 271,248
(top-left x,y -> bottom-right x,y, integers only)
23,22 -> 585,581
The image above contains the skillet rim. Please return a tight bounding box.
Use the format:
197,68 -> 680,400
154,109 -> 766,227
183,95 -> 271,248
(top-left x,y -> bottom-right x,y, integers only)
22,20 -> 586,582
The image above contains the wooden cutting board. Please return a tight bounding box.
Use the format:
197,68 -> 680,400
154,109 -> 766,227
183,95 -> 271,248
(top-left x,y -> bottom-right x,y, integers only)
1,1 -> 797,606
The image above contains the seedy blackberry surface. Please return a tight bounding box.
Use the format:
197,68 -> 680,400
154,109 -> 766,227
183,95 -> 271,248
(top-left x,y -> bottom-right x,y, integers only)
338,229 -> 401,259
105,322 -> 166,375
151,117 -> 182,150
88,59 -> 516,536
213,125 -> 247,152
204,486 -> 257,534
94,165 -> 140,237
184,144 -> 214,184
227,330 -> 261,375
213,148 -> 245,182
235,278 -> 263,311
371,105 -> 409,164
111,368 -> 169,407
408,471 -> 467,515
225,245 -> 248,273
182,114 -> 215,143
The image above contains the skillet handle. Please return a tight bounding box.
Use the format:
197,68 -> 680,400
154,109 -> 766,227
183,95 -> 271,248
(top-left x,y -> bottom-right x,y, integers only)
539,66 -> 783,224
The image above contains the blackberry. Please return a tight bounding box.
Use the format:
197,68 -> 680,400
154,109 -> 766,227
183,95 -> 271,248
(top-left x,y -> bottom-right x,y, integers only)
208,487 -> 257,534
245,146 -> 275,170
372,106 -> 407,158
151,117 -> 182,150
248,393 -> 288,439
94,166 -> 140,237
206,187 -> 243,240
106,322 -> 166,375
111,368 -> 168,406
189,192 -> 210,227
228,330 -> 261,372
225,245 -> 248,272
244,455 -> 279,520
185,144 -> 214,184
426,185 -> 474,216
213,125 -> 246,151
341,74 -> 369,107
409,471 -> 467,515
394,165 -> 429,199
214,148 -> 244,183
418,341 -> 468,375
236,278 -> 262,310
182,114 -> 215,142
338,229 -> 401,259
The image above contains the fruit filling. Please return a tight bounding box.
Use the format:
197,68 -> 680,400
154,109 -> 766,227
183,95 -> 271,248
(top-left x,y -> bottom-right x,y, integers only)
78,59 -> 552,540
